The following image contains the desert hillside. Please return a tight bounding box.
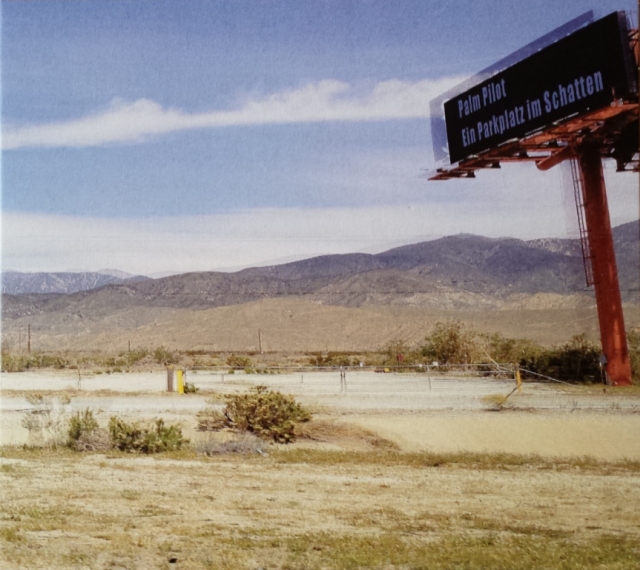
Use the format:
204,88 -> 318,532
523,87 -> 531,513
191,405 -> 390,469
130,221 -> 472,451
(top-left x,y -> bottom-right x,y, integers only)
2,221 -> 638,353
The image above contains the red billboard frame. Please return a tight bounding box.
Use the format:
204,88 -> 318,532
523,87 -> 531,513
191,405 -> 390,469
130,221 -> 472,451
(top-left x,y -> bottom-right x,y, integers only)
429,11 -> 638,180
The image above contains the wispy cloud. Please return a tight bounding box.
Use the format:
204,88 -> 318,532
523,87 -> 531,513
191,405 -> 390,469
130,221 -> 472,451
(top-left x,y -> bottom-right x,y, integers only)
3,77 -> 461,150
1,198 -> 580,275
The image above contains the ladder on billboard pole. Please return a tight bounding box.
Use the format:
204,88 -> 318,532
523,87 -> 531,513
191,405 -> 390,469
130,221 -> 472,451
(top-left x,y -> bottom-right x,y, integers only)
568,158 -> 595,287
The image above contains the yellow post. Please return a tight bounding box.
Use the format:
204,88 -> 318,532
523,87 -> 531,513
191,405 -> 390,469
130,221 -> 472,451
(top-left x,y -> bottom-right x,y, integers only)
515,365 -> 522,393
176,369 -> 184,394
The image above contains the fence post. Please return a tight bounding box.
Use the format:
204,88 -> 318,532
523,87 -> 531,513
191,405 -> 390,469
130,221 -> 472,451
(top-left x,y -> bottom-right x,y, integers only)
340,367 -> 346,392
515,364 -> 522,393
167,367 -> 174,392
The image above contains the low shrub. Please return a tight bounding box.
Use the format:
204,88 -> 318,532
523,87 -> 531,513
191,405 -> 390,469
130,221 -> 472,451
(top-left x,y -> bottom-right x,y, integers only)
67,409 -> 99,445
197,386 -> 311,443
120,348 -> 150,367
67,409 -> 111,452
154,345 -> 178,365
108,417 -> 188,453
481,394 -> 508,411
183,381 -> 199,393
1,352 -> 30,372
196,408 -> 227,431
226,354 -> 252,369
20,394 -> 69,448
308,352 -> 358,367
1,351 -> 69,372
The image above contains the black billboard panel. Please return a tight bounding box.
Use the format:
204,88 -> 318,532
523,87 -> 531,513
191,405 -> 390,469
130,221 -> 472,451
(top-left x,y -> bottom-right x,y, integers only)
443,12 -> 635,165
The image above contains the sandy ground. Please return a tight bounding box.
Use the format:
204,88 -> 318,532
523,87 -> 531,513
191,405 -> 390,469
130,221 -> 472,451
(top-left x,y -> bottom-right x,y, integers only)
3,370 -> 640,568
343,413 -> 640,461
2,369 -> 640,459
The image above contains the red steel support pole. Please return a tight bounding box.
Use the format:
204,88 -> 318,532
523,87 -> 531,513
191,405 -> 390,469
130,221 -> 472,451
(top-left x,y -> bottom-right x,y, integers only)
578,144 -> 632,386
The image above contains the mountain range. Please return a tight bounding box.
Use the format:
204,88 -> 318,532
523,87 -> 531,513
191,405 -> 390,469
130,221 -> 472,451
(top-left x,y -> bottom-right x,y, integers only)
3,221 -> 639,313
1,270 -> 148,295
2,221 -> 637,352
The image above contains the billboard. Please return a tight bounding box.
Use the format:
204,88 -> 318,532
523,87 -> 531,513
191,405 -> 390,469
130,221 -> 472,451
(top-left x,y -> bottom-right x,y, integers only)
443,12 -> 636,165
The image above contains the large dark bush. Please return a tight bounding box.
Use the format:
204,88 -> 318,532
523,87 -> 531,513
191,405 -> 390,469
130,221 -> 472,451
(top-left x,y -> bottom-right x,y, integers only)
628,329 -> 640,383
520,334 -> 601,383
197,386 -> 311,443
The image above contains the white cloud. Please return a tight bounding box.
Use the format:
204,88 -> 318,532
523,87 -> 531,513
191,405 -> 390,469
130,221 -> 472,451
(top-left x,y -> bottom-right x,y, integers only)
0,201 -> 604,276
3,77 -> 462,150
2,154 -> 636,275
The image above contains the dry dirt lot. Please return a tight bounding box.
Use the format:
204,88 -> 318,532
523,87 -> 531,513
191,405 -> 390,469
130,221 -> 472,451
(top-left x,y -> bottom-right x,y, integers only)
2,370 -> 640,569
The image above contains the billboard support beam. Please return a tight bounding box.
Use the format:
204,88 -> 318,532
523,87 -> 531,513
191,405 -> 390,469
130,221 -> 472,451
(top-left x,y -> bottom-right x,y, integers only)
578,143 -> 632,386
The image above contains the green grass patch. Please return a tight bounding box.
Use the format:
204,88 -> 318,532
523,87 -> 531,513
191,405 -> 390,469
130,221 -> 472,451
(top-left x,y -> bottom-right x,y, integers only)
0,462 -> 30,478
282,531 -> 640,570
270,448 -> 640,473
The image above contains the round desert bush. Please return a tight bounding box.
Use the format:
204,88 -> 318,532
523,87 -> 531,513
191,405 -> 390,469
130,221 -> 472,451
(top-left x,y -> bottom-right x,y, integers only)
67,409 -> 111,451
197,386 -> 311,444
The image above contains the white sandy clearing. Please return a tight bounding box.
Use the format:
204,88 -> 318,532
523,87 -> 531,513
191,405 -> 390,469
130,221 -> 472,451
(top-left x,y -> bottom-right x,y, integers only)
343,412 -> 640,461
3,370 -> 640,460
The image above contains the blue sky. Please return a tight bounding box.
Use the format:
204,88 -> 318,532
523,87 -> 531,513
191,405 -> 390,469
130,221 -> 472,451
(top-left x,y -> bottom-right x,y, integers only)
2,0 -> 638,274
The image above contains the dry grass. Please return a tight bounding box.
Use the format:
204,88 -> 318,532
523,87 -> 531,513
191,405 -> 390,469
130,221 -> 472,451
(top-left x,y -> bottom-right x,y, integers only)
2,444 -> 640,569
194,431 -> 267,455
270,447 -> 640,474
481,393 -> 509,410
296,418 -> 400,451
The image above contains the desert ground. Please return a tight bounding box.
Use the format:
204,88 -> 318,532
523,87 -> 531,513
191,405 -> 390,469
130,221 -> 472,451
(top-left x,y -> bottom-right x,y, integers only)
5,295 -> 639,353
2,369 -> 640,568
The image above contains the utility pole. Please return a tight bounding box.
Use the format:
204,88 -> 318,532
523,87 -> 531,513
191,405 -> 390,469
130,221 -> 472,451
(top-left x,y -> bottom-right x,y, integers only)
258,329 -> 263,354
27,324 -> 31,354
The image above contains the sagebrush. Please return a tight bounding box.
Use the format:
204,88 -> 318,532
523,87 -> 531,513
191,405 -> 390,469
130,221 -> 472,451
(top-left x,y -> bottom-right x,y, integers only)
20,394 -> 70,448
67,409 -> 110,451
197,386 -> 311,443
108,417 -> 188,453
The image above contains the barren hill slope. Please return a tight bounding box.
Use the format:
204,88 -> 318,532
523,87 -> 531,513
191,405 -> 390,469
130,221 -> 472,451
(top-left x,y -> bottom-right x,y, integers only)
2,222 -> 637,352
